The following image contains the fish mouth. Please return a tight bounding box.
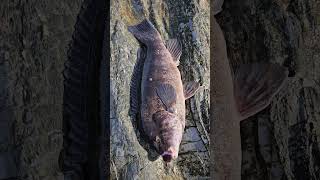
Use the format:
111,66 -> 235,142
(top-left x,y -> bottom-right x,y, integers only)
161,151 -> 173,162
161,149 -> 176,162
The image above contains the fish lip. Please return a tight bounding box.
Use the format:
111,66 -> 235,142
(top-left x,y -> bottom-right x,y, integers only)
161,151 -> 173,162
161,149 -> 177,162
161,151 -> 172,156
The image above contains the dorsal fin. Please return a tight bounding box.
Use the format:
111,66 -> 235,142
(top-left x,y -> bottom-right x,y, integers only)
129,47 -> 146,117
234,63 -> 288,120
166,39 -> 182,65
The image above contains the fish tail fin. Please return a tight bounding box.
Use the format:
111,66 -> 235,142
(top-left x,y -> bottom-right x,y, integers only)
128,19 -> 161,45
234,63 -> 288,120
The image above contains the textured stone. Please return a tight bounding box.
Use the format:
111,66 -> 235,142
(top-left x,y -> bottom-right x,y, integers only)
217,0 -> 320,179
0,152 -> 17,179
0,0 -> 82,179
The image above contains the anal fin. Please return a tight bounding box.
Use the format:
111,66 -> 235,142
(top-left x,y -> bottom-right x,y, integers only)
234,63 -> 288,120
129,47 -> 146,117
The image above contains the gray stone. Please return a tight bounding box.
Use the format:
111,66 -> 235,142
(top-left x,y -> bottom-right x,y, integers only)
183,127 -> 202,142
0,152 -> 17,179
0,0 -> 82,179
180,141 -> 206,153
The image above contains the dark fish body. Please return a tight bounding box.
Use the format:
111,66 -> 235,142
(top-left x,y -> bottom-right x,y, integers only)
139,34 -> 186,158
128,19 -> 200,162
140,41 -> 186,136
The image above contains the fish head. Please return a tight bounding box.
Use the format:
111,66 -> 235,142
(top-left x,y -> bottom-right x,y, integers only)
153,110 -> 183,162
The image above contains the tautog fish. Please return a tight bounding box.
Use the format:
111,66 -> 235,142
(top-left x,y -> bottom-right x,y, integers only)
128,19 -> 200,162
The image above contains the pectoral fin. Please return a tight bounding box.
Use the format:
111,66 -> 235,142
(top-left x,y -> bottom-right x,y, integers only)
234,63 -> 288,120
156,84 -> 177,110
184,81 -> 201,100
213,0 -> 224,15
166,39 -> 182,66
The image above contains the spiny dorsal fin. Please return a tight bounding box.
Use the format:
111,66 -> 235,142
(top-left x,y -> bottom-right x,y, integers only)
166,39 -> 182,65
156,83 -> 177,110
129,47 -> 146,117
234,63 -> 288,120
184,81 -> 201,100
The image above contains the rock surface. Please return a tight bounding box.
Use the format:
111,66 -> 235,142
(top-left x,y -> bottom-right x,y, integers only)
0,0 -> 82,179
216,0 -> 320,179
110,0 -> 210,179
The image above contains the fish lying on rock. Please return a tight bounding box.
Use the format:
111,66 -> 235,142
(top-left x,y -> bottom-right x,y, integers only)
211,5 -> 288,180
128,19 -> 200,163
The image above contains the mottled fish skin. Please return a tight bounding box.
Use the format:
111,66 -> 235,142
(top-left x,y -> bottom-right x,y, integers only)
128,19 -> 187,162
